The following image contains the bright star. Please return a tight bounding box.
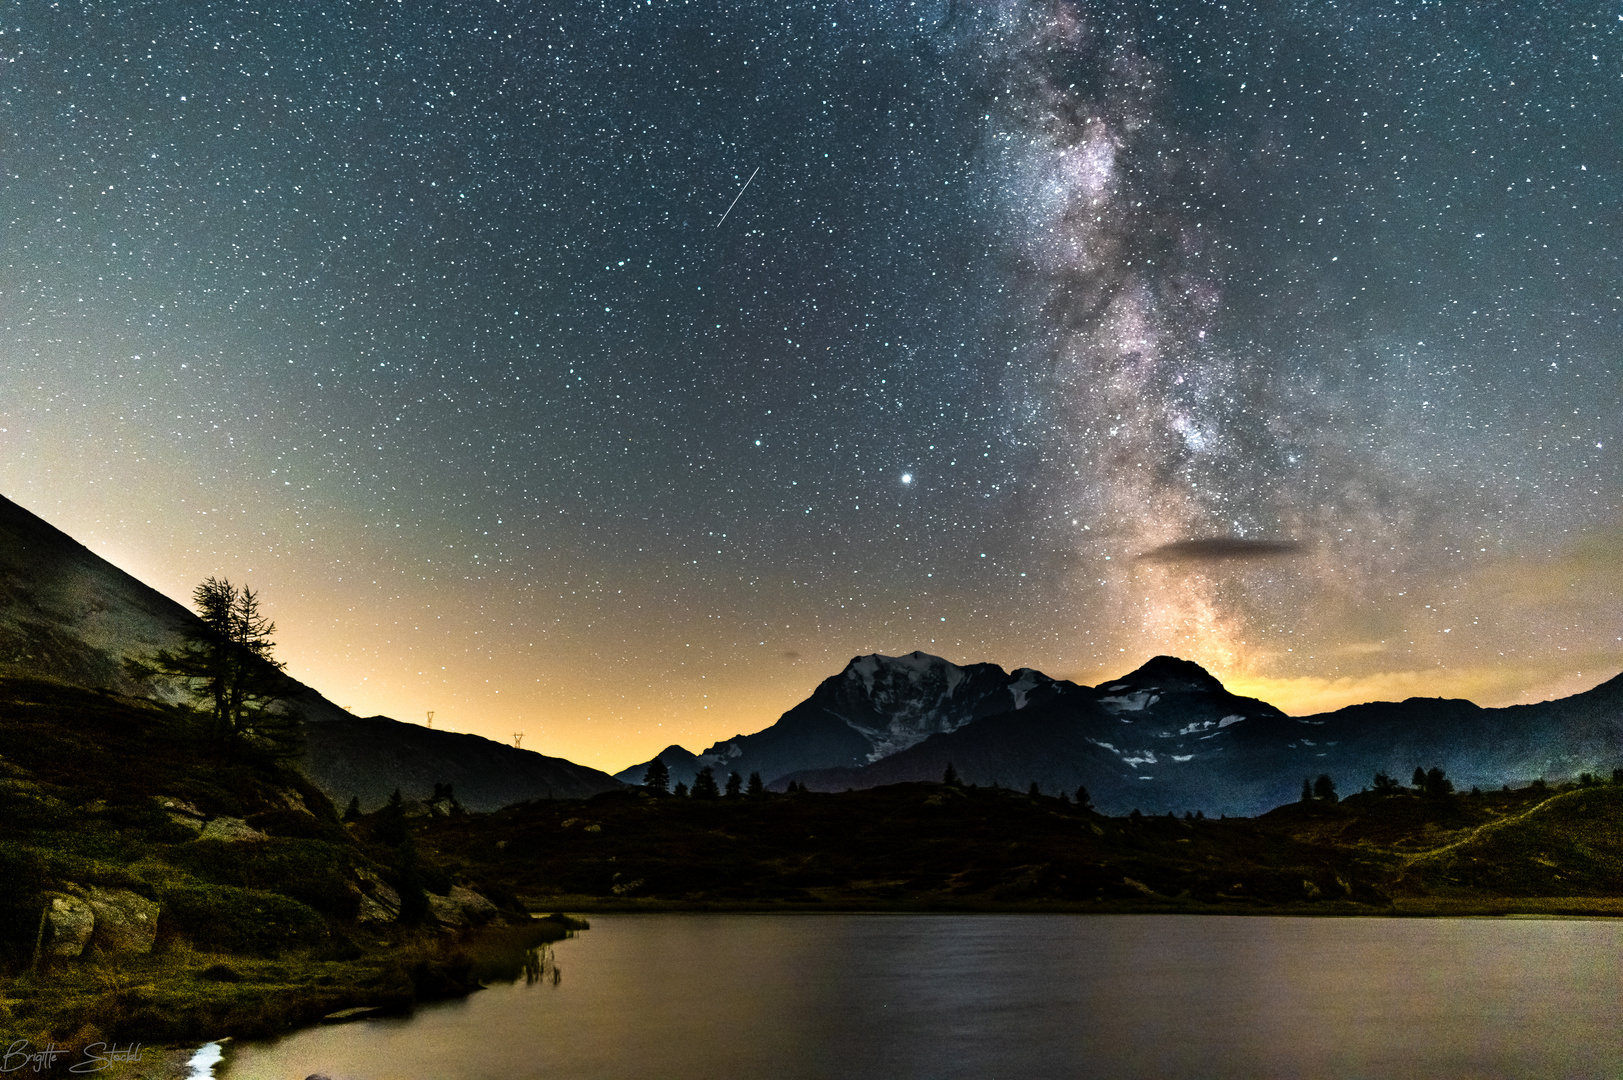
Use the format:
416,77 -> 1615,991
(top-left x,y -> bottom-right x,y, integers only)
901,473 -> 912,484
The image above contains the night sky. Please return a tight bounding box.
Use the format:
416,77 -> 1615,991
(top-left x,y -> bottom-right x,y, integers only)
3,0 -> 1619,771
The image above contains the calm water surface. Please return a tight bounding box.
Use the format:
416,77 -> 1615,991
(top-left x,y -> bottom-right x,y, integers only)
222,914 -> 1623,1079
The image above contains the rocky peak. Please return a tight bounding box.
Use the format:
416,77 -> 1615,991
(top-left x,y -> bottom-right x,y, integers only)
1103,655 -> 1227,696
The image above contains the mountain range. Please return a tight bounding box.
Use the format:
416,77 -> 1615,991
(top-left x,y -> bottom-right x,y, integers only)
619,651 -> 1623,817
6,489 -> 1620,818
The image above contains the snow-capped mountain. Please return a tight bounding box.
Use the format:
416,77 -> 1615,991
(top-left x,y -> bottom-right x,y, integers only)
621,643 -> 1623,817
780,656 -> 1623,816
614,650 -> 1070,789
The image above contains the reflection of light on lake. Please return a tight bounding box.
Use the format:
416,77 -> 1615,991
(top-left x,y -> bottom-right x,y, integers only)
220,914 -> 1623,1080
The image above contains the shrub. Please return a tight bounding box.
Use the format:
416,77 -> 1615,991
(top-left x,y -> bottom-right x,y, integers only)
161,884 -> 327,956
170,839 -> 359,919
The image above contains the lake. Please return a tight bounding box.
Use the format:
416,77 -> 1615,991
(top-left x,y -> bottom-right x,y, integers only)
220,913 -> 1623,1079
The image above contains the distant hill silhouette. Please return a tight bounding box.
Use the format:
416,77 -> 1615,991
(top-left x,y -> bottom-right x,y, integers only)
0,492 -> 622,810
8,489 -> 1619,817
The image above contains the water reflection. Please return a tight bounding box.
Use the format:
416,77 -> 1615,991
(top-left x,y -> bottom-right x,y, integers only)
521,943 -> 560,988
223,914 -> 1623,1080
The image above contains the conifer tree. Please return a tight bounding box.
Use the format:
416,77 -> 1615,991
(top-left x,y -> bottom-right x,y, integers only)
942,762 -> 959,786
746,771 -> 764,797
642,756 -> 671,793
125,576 -> 300,753
691,767 -> 720,799
725,771 -> 743,798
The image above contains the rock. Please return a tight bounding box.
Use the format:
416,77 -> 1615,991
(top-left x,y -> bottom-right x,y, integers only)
44,894 -> 96,957
450,885 -> 499,923
353,866 -> 401,923
198,816 -> 268,842
158,797 -> 207,831
427,886 -> 498,928
158,796 -> 205,818
321,1006 -> 384,1024
278,789 -> 314,815
85,887 -> 159,955
355,890 -> 398,924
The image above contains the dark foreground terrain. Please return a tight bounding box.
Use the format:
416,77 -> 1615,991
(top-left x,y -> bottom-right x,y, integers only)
419,774 -> 1623,916
0,677 -> 583,1070
3,675 -> 1620,1070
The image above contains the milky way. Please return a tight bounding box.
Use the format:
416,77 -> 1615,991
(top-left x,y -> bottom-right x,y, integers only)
1,1 -> 1618,767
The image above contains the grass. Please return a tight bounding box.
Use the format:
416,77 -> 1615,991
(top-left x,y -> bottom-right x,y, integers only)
4,672 -> 1619,1067
414,779 -> 1623,916
0,676 -> 583,1065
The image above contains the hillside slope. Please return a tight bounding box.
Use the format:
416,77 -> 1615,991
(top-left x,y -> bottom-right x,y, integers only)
0,492 -> 622,808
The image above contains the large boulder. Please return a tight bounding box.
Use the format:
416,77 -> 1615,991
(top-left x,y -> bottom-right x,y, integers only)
85,887 -> 159,955
44,895 -> 96,958
426,886 -> 498,928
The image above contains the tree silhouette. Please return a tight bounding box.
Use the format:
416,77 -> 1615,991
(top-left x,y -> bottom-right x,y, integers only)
672,781 -> 690,798
125,577 -> 299,753
1302,778 -> 1314,803
746,771 -> 764,797
1312,774 -> 1338,803
942,762 -> 959,786
1028,781 -> 1041,798
691,767 -> 720,799
1412,766 -> 1427,789
343,796 -> 362,822
1075,785 -> 1092,811
642,756 -> 670,793
1423,767 -> 1453,797
725,771 -> 743,798
1372,772 -> 1400,794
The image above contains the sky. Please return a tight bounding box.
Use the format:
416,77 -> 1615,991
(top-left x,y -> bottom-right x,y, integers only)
2,0 -> 1620,772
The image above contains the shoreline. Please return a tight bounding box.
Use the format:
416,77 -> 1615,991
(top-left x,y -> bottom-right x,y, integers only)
533,895 -> 1623,918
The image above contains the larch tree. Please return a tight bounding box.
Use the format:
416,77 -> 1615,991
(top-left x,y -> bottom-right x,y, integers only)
125,576 -> 300,754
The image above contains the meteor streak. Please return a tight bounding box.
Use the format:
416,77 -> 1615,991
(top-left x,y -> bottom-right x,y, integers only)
715,166 -> 760,228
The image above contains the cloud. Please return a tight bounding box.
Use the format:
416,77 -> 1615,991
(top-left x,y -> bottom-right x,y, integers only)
1135,537 -> 1305,564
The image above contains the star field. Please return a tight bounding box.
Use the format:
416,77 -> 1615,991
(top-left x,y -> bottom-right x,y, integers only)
2,0 -> 1619,768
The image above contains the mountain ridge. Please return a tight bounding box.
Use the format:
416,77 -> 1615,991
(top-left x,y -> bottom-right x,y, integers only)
625,650 -> 1623,817
0,491 -> 623,810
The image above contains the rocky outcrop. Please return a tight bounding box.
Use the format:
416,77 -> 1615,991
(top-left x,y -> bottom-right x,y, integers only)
198,816 -> 268,842
43,895 -> 95,957
43,886 -> 158,958
426,886 -> 499,928
159,796 -> 207,832
85,887 -> 159,954
352,866 -> 401,924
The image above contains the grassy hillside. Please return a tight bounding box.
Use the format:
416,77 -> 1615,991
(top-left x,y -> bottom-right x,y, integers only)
0,677 -> 581,1058
415,777 -> 1623,914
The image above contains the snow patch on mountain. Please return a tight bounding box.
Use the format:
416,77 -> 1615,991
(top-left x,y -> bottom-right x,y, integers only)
1100,690 -> 1158,712
836,651 -> 1016,762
